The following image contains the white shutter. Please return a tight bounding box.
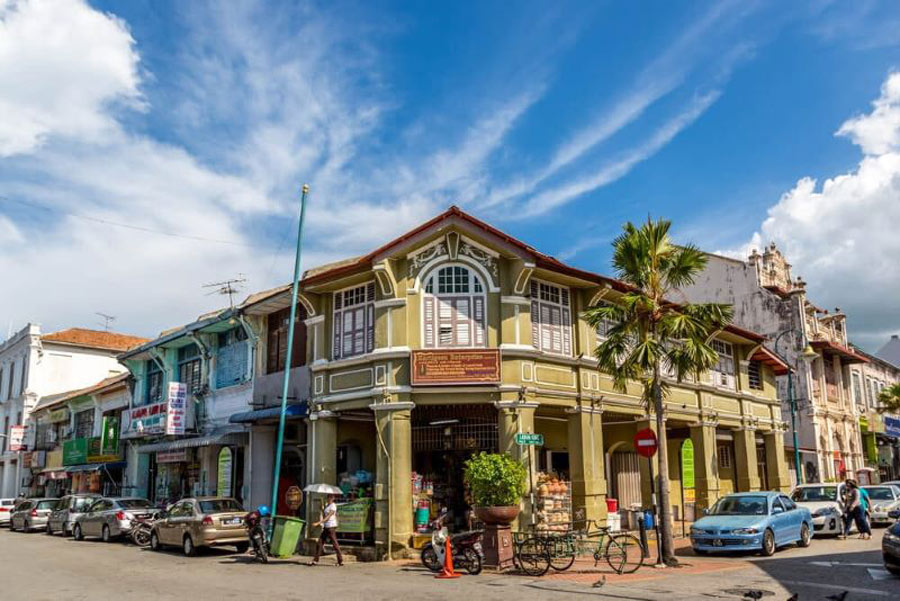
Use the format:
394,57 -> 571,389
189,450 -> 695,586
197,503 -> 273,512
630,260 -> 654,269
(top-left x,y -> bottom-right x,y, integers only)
333,308 -> 343,360
438,298 -> 454,346
550,306 -> 562,353
561,306 -> 572,356
353,307 -> 365,355
530,280 -> 540,349
473,296 -> 485,346
366,303 -> 374,353
424,296 -> 435,347
455,298 -> 471,346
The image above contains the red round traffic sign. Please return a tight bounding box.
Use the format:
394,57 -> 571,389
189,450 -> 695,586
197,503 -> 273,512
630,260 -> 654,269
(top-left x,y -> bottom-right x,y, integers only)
634,427 -> 658,458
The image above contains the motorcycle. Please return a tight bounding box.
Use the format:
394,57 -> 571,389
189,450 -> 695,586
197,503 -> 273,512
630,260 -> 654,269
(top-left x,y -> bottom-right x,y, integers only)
130,511 -> 163,547
244,511 -> 270,564
420,527 -> 484,575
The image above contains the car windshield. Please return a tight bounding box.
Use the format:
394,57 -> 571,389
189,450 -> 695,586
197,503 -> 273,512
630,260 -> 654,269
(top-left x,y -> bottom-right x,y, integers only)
36,500 -> 57,510
863,487 -> 894,500
1,500 -> 13,507
73,497 -> 96,511
791,486 -> 837,502
710,496 -> 768,515
118,499 -> 153,510
200,499 -> 244,514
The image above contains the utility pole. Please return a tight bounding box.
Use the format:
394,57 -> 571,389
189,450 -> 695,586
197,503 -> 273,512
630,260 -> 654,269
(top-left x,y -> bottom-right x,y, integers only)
270,184 -> 310,527
775,329 -> 818,486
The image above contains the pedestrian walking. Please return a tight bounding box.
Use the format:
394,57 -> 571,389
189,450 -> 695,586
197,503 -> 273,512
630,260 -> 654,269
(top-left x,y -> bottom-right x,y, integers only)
839,480 -> 871,539
307,494 -> 344,566
858,484 -> 872,540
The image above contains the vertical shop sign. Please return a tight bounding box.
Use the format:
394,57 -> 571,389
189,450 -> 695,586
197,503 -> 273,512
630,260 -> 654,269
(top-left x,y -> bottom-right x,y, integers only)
217,447 -> 233,498
681,439 -> 695,503
9,425 -> 27,451
166,382 -> 187,435
100,416 -> 120,455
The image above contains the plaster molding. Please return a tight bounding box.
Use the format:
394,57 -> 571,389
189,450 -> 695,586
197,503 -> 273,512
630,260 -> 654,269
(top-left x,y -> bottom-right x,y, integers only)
493,401 -> 540,410
373,298 -> 406,309
304,315 -> 325,326
368,402 -> 416,412
500,296 -> 531,306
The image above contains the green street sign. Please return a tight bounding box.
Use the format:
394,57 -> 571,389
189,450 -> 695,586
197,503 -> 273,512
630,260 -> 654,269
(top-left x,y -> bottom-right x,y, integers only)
681,439 -> 695,489
515,433 -> 544,446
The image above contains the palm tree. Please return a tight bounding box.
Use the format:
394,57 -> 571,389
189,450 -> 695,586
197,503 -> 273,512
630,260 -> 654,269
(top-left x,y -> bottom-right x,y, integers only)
583,218 -> 733,566
878,383 -> 900,414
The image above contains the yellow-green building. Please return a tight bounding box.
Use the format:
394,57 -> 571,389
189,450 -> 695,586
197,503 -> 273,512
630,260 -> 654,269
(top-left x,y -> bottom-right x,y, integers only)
281,206 -> 791,556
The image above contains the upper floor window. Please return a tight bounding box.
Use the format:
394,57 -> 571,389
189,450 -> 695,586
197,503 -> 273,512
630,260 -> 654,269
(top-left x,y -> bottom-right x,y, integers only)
217,327 -> 250,388
267,305 -> 307,373
593,301 -> 618,342
6,360 -> 15,399
851,372 -> 863,407
18,358 -> 26,396
178,344 -> 203,394
423,266 -> 486,348
709,339 -> 736,389
74,409 -> 94,439
145,361 -> 163,405
333,282 -> 375,360
748,360 -> 763,391
531,280 -> 572,356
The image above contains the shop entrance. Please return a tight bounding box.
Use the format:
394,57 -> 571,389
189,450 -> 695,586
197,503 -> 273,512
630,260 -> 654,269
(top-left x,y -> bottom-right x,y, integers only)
412,405 -> 498,532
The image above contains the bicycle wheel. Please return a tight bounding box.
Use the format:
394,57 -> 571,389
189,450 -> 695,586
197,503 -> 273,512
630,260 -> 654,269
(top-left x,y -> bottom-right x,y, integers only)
516,537 -> 551,577
605,534 -> 644,574
549,536 -> 576,571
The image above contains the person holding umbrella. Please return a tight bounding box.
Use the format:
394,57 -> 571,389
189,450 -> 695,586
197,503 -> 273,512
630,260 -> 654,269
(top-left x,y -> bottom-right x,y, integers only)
305,484 -> 344,566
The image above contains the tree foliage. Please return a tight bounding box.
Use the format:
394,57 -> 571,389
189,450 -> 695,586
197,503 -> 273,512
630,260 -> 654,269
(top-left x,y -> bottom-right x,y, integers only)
878,383 -> 900,414
464,452 -> 528,507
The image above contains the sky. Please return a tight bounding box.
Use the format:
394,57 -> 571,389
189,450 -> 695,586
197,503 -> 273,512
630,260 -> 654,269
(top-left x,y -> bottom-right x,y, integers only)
1,0 -> 899,351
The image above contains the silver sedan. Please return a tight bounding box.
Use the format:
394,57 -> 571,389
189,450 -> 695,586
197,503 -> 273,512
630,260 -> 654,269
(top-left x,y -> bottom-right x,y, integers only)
47,494 -> 101,536
73,497 -> 155,542
10,498 -> 59,532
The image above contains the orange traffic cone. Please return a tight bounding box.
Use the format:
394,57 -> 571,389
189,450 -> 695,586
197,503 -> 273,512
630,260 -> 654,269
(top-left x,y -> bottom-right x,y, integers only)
435,535 -> 460,579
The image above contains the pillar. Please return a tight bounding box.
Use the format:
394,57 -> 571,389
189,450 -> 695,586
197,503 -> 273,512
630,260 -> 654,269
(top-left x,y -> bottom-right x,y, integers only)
689,422 -> 720,511
373,404 -> 413,557
248,426 -> 275,510
733,428 -> 761,492
496,401 -> 536,528
635,418 -> 657,509
567,405 -> 607,527
763,430 -> 791,492
305,411 -> 337,539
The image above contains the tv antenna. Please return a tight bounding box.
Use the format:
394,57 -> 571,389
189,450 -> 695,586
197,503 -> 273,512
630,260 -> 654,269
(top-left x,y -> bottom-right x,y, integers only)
96,312 -> 116,331
203,274 -> 247,310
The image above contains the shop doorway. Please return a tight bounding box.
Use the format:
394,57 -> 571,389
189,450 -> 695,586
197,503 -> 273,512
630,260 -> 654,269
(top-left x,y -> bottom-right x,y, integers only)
756,445 -> 769,490
412,405 -> 498,531
609,450 -> 641,511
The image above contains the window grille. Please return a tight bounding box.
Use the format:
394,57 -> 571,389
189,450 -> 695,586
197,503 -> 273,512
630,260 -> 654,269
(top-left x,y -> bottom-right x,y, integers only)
748,360 -> 763,390
717,444 -> 733,469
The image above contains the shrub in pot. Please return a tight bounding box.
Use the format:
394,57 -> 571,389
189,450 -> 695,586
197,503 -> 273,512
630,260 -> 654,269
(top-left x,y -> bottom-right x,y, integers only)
464,452 -> 527,525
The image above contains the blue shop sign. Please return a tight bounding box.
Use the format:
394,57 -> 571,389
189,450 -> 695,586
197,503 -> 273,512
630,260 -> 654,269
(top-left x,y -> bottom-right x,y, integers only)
885,416 -> 900,438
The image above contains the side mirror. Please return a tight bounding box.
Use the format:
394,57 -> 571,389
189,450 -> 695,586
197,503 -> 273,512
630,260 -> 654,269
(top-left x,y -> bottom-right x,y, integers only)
701,508 -> 710,516
772,507 -> 784,515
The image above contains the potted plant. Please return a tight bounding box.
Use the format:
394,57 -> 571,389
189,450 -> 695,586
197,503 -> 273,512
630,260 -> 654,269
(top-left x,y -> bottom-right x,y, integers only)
464,452 -> 527,525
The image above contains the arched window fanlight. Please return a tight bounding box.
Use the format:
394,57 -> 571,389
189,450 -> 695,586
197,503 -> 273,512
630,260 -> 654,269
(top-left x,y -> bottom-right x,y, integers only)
422,265 -> 486,348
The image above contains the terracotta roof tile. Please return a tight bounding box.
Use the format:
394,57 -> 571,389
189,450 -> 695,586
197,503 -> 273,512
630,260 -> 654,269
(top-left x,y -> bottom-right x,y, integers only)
41,328 -> 149,352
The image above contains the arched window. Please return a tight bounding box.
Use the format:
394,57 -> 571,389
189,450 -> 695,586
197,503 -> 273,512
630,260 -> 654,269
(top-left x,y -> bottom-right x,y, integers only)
422,265 -> 486,347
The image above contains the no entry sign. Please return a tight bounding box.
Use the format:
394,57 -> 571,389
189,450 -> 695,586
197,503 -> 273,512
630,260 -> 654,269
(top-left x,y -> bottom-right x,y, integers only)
634,428 -> 658,458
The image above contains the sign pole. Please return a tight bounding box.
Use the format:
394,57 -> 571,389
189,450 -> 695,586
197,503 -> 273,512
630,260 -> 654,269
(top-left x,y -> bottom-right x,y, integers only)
528,442 -> 535,526
679,451 -> 685,539
269,184 -> 309,532
649,456 -> 662,567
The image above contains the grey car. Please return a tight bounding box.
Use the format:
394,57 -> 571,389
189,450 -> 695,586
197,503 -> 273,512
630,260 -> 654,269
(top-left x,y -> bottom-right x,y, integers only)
73,497 -> 155,542
10,498 -> 59,532
47,494 -> 101,536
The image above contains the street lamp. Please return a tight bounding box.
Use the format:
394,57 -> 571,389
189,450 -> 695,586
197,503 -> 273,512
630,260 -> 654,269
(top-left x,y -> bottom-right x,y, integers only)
774,329 -> 818,486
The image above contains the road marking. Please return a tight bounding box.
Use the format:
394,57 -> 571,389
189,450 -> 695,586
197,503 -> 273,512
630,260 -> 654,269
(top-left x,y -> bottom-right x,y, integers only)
808,561 -> 882,567
780,580 -> 891,596
867,568 -> 896,581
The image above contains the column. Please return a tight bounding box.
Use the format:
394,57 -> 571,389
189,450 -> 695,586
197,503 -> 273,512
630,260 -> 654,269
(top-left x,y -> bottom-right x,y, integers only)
689,422 -> 720,511
496,401 -> 536,527
305,411 -> 337,539
248,426 -> 276,510
733,428 -> 761,492
635,418 -> 657,509
567,405 -> 607,527
763,430 -> 791,492
373,404 -> 413,557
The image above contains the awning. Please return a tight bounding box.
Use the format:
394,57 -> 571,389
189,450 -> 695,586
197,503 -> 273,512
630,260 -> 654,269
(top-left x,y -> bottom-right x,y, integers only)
810,340 -> 869,364
750,345 -> 790,375
136,428 -> 247,454
66,462 -> 126,473
229,402 -> 308,424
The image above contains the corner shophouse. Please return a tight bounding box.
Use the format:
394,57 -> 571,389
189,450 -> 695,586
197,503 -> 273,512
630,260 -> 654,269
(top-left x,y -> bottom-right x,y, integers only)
289,206 -> 792,556
118,309 -> 257,505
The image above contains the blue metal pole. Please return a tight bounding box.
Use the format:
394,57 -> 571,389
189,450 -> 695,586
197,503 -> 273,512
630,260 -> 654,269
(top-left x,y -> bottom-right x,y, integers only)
775,329 -> 804,486
269,184 -> 309,526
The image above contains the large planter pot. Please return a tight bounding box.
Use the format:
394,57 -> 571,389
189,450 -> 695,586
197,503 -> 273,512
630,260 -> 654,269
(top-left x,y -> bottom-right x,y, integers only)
474,506 -> 520,525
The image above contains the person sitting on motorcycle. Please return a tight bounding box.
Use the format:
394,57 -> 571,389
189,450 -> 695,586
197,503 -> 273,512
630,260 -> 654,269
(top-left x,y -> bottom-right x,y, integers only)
244,505 -> 270,529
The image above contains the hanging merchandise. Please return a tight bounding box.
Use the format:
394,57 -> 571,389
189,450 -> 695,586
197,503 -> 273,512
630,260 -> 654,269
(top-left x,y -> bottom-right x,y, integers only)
535,472 -> 571,532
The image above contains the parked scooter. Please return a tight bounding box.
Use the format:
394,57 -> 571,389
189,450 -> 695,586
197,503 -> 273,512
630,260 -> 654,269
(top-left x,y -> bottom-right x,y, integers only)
244,505 -> 271,563
420,513 -> 484,575
131,510 -> 164,547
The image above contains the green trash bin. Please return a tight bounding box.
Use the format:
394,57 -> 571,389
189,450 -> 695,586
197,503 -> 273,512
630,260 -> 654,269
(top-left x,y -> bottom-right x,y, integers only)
270,516 -> 306,558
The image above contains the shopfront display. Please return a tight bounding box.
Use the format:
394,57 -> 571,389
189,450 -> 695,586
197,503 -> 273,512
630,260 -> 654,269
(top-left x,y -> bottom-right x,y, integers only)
153,448 -> 199,504
535,473 -> 571,532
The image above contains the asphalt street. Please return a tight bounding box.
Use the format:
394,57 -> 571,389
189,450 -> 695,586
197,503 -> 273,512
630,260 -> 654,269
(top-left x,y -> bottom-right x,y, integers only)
0,526 -> 896,601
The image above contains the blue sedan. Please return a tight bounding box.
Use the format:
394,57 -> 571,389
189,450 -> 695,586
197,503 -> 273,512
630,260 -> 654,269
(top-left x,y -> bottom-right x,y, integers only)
690,491 -> 813,556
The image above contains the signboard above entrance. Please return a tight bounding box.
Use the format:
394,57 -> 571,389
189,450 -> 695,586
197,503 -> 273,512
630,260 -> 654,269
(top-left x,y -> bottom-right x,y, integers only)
411,349 -> 501,385
515,433 -> 544,446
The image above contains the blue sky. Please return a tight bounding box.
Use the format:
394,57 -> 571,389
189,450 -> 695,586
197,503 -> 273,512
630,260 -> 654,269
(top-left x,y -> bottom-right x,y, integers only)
1,0 -> 899,349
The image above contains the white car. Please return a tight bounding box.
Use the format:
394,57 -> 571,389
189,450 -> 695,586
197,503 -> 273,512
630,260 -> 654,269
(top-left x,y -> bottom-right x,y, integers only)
862,485 -> 900,526
790,483 -> 849,536
0,498 -> 15,526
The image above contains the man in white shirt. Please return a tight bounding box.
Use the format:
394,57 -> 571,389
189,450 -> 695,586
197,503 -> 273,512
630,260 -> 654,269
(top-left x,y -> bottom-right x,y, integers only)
307,494 -> 344,566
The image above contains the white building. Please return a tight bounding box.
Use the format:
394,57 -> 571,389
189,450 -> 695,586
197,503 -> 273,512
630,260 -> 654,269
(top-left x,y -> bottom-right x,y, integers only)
0,325 -> 146,497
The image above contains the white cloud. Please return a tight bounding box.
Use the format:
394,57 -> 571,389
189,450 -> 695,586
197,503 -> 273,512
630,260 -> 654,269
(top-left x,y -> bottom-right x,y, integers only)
0,0 -> 142,157
738,72 -> 900,348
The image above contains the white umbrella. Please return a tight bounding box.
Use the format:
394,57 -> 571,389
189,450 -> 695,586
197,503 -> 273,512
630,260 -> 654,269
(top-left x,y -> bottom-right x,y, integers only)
303,483 -> 343,495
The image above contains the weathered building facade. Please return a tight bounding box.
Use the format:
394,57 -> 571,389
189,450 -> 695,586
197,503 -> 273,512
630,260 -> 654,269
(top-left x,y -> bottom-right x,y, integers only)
681,244 -> 868,484
849,345 -> 900,481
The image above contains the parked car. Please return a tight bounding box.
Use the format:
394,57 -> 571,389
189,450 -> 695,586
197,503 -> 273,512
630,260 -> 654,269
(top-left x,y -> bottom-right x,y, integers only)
150,497 -> 249,557
9,498 -> 59,532
690,491 -> 813,556
47,494 -> 101,536
884,520 -> 900,576
862,485 -> 900,526
73,497 -> 155,542
0,498 -> 15,526
790,483 -> 848,536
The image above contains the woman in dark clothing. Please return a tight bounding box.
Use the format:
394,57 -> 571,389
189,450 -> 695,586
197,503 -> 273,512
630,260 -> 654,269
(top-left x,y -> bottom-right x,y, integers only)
840,479 -> 871,539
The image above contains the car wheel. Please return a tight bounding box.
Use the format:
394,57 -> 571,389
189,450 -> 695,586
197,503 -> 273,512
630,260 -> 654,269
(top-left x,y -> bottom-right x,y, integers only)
101,525 -> 111,543
760,529 -> 776,556
886,564 -> 900,576
150,531 -> 161,552
73,523 -> 84,541
798,523 -> 811,548
183,535 -> 197,557
694,549 -> 708,556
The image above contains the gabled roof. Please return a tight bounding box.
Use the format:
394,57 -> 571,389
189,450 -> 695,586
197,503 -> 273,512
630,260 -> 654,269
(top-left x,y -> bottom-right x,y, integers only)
42,328 -> 148,352
33,373 -> 130,412
877,335 -> 900,368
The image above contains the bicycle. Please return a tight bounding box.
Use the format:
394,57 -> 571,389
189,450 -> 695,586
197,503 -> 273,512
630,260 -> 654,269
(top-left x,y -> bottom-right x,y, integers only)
580,520 -> 644,574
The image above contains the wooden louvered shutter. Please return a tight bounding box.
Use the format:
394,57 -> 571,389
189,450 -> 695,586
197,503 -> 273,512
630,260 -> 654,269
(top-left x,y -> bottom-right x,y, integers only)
454,298 -> 471,346
366,282 -> 376,353
438,298 -> 454,347
530,280 -> 540,349
473,295 -> 485,346
560,287 -> 572,356
333,292 -> 343,360
424,296 -> 435,347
